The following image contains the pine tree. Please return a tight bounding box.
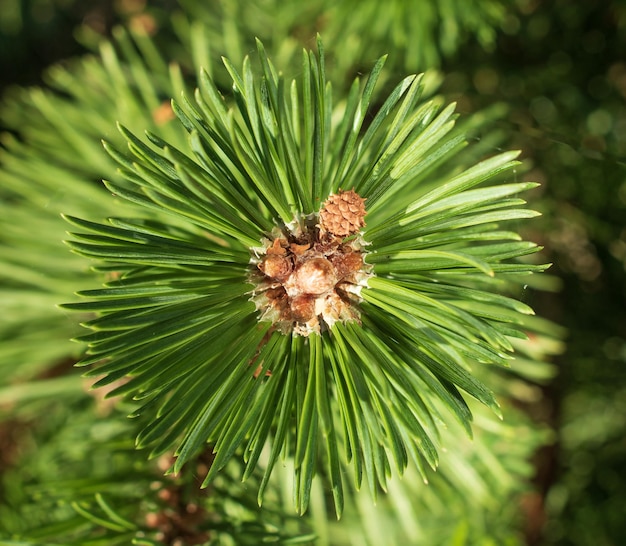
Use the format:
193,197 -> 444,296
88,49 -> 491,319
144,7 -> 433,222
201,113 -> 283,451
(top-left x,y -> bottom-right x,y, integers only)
0,2 -> 563,544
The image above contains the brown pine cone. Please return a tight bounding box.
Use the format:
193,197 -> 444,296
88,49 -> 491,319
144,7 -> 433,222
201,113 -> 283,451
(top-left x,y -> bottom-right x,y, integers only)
319,189 -> 366,237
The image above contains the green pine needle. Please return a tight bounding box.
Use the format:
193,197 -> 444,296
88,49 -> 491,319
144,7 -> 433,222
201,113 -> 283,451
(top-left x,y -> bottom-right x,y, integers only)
62,39 -> 546,515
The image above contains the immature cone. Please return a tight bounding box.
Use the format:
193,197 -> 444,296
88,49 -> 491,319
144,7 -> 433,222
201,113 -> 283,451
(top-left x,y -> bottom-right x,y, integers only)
319,189 -> 366,237
251,192 -> 372,336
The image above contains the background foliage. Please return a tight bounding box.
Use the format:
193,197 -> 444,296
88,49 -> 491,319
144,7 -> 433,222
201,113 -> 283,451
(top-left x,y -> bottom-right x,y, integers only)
1,0 -> 625,545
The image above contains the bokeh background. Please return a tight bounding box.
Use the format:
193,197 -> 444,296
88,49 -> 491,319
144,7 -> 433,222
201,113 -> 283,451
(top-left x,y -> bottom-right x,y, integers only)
1,1 -> 625,544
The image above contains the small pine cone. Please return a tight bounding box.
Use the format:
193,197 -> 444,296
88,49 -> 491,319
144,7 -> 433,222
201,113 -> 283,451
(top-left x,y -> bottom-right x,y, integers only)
319,190 -> 366,237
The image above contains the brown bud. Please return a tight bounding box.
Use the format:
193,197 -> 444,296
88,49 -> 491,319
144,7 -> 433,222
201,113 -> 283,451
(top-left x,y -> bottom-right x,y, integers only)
265,287 -> 290,318
330,251 -> 363,280
293,258 -> 336,295
319,189 -> 366,237
259,254 -> 292,281
290,294 -> 317,322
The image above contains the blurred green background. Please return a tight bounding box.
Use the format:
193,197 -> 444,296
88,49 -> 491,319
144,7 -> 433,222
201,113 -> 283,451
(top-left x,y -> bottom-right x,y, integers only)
1,0 -> 625,544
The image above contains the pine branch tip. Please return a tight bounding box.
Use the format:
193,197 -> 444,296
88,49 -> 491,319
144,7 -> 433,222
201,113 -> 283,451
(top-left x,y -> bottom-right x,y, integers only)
46,38 -> 553,516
